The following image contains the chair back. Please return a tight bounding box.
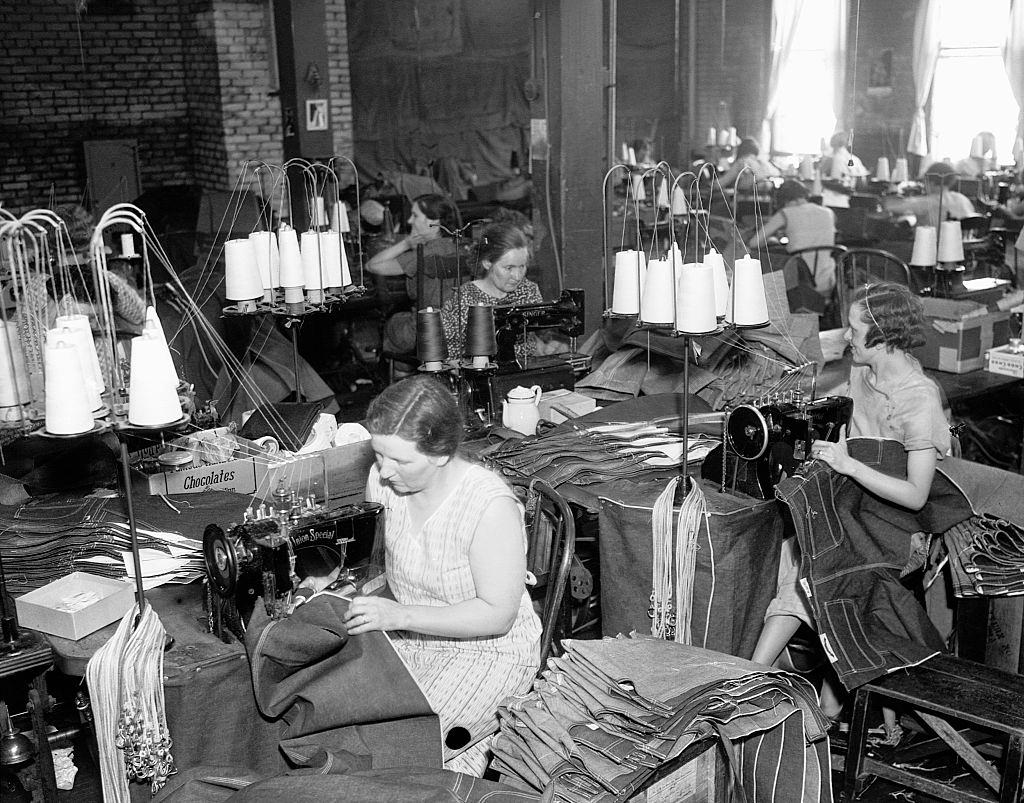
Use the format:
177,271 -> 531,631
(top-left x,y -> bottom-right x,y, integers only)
779,245 -> 848,325
835,248 -> 912,327
516,478 -> 576,666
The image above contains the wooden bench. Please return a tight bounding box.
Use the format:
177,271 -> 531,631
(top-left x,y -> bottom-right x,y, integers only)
843,654 -> 1024,802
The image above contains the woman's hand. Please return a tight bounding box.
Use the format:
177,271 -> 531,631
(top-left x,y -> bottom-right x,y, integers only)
811,425 -> 857,476
343,595 -> 407,634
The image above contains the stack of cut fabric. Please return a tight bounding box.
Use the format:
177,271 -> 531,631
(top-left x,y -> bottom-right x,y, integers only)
492,636 -> 831,803
486,422 -> 717,488
945,513 -> 1024,597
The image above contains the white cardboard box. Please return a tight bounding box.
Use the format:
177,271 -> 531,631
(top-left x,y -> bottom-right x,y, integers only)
539,389 -> 598,424
985,345 -> 1024,378
16,572 -> 135,640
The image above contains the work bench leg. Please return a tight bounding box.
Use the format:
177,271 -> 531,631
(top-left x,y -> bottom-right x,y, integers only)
843,688 -> 873,801
1000,734 -> 1024,803
29,679 -> 58,803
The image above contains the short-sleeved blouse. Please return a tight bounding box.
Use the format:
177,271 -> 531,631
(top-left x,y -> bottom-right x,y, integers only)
440,279 -> 543,358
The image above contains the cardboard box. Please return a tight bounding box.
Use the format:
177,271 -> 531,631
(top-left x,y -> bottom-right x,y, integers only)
139,439 -> 375,503
914,297 -> 1011,374
16,572 -> 135,640
538,388 -> 598,423
985,345 -> 1024,378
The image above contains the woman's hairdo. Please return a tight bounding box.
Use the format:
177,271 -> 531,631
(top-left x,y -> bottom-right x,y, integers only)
476,221 -> 530,269
735,138 -> 760,159
853,282 -> 926,352
412,193 -> 461,233
364,375 -> 463,458
777,179 -> 810,206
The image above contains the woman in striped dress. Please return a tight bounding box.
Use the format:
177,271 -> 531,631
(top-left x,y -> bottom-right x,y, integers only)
346,375 -> 541,775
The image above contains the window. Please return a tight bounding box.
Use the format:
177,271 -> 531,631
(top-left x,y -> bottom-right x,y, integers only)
772,1 -> 843,155
929,0 -> 1019,164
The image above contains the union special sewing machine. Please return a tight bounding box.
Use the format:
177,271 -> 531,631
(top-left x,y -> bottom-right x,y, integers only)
700,393 -> 853,499
202,484 -> 382,642
458,289 -> 588,426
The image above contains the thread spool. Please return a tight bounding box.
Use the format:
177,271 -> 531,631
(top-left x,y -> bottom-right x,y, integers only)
910,226 -> 938,266
728,127 -> 738,147
630,172 -> 646,201
47,326 -> 102,412
330,201 -> 351,233
620,142 -> 630,163
891,157 -> 909,183
918,154 -> 936,178
707,127 -> 717,147
640,258 -> 675,325
670,185 -> 688,215
875,157 -> 891,183
54,313 -> 104,397
464,305 -> 497,365
317,232 -> 345,291
249,230 -> 281,302
938,220 -> 965,263
798,156 -> 815,181
224,239 -> 262,312
611,249 -> 646,315
727,255 -> 769,328
0,321 -> 30,411
128,331 -> 183,426
675,262 -> 718,334
416,307 -> 448,370
656,178 -> 670,209
120,233 -> 138,259
703,250 -> 730,318
627,147 -> 637,166
44,338 -> 94,435
812,168 -> 823,196
717,128 -> 731,147
277,227 -> 305,310
300,230 -> 324,302
142,318 -> 179,390
313,196 -> 328,228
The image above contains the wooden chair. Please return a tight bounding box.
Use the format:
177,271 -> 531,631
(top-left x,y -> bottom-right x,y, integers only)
835,247 -> 913,327
778,245 -> 849,329
515,478 -> 576,666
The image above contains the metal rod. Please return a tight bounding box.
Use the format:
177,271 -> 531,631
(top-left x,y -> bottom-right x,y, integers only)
118,439 -> 147,619
290,319 -> 303,402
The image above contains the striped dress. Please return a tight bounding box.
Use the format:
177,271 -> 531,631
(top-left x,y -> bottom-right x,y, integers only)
367,462 -> 542,776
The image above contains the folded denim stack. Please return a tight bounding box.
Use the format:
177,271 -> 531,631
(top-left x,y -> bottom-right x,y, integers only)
945,513 -> 1024,597
487,423 -> 718,488
491,636 -> 832,803
1,493 -> 205,593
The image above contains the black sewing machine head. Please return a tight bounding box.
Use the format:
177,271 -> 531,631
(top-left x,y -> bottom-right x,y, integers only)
203,485 -> 382,642
701,395 -> 853,499
493,289 -> 584,365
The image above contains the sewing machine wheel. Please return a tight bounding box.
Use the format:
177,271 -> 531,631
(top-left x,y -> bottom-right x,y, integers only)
203,524 -> 239,597
726,404 -> 770,460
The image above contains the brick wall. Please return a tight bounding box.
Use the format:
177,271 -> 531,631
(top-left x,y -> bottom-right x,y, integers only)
1,0 -> 354,212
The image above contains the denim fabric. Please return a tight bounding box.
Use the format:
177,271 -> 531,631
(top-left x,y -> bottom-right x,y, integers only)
774,437 -> 968,690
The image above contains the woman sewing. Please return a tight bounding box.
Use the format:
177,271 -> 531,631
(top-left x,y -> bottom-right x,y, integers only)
366,193 -> 460,354
337,376 -> 541,775
752,282 -> 950,740
439,221 -> 543,360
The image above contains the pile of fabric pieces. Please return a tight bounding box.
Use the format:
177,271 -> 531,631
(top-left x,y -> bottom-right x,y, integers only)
491,636 -> 832,803
944,512 -> 1024,597
484,421 -> 717,488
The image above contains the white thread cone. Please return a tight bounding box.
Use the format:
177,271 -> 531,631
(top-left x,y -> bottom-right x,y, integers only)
0,321 -> 30,409
938,220 -> 965,263
278,227 -> 305,303
44,338 -> 94,435
331,201 -> 351,233
611,250 -> 646,315
812,169 -> 823,196
128,330 -> 183,426
47,327 -> 102,411
249,230 -> 281,289
910,226 -> 938,266
224,238 -> 262,301
621,142 -> 630,163
675,262 -> 718,333
318,232 -> 352,288
628,147 -> 637,166
54,313 -> 103,398
703,250 -> 730,318
301,230 -> 325,290
142,320 -> 179,391
640,258 -> 675,324
313,196 -> 328,228
656,179 -> 670,209
875,157 -> 891,182
670,185 -> 688,215
798,156 -> 815,181
121,233 -> 138,258
918,153 -> 936,178
891,157 -> 909,183
726,255 -> 769,327
630,173 -> 646,201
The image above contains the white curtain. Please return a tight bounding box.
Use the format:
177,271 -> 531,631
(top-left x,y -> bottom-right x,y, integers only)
907,0 -> 941,156
1004,0 -> 1024,166
828,0 -> 849,129
761,0 -> 807,153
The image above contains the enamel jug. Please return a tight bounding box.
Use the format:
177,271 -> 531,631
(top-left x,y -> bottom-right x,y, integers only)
501,384 -> 542,435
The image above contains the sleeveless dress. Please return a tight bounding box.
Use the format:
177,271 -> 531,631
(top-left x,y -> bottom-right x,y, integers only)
366,462 -> 542,776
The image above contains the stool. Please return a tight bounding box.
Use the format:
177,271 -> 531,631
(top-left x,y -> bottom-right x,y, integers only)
843,654 -> 1024,802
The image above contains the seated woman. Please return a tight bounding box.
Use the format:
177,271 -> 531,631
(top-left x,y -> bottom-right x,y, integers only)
439,221 -> 543,360
752,282 -> 950,740
746,179 -> 838,296
955,131 -> 998,178
820,131 -> 869,185
885,162 -> 975,229
342,375 -> 541,775
366,193 -> 460,354
717,137 -> 780,192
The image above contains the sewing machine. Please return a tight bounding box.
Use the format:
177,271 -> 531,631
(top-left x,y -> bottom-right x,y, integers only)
700,394 -> 853,499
